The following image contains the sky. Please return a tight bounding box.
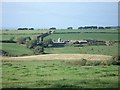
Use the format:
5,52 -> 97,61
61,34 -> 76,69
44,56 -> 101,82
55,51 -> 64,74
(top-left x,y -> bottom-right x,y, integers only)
2,2 -> 118,29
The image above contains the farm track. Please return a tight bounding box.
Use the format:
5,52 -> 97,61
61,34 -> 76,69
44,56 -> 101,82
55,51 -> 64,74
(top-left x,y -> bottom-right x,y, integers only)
1,54 -> 112,61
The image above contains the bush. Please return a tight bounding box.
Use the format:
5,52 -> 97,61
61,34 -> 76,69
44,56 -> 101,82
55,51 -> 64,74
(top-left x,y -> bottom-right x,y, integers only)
86,60 -> 101,66
111,56 -> 120,65
79,59 -> 87,66
33,46 -> 44,55
26,39 -> 37,49
0,50 -> 8,56
17,37 -> 26,44
43,38 -> 53,47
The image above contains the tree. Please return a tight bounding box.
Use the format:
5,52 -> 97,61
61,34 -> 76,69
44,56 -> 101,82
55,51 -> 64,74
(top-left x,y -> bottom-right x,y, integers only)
17,37 -> 26,44
67,27 -> 73,30
42,38 -> 53,47
29,28 -> 34,30
33,46 -> 44,55
49,27 -> 56,30
26,39 -> 37,49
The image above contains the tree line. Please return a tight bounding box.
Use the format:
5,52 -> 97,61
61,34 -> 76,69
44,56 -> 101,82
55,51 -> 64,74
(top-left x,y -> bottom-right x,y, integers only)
17,26 -> 119,30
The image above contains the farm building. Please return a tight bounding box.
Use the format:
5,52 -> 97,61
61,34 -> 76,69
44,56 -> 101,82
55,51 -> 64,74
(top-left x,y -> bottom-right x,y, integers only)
52,38 -> 65,46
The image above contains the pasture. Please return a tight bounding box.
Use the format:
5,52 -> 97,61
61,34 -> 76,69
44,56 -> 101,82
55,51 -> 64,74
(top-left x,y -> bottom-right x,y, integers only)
1,30 -> 52,41
46,32 -> 119,41
1,29 -> 119,41
1,43 -> 33,56
2,60 -> 119,88
45,44 -> 119,56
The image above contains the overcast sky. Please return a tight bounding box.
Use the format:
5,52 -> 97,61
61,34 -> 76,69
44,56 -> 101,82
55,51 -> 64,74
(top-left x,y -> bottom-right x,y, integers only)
2,2 -> 118,29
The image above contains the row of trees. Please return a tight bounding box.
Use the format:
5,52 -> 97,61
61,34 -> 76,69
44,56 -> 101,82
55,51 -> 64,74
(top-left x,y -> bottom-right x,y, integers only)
17,26 -> 117,30
18,28 -> 34,30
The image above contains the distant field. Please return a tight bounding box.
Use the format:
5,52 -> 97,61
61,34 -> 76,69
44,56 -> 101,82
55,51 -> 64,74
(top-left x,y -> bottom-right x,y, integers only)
1,30 -> 50,34
1,35 -> 38,41
46,33 -> 118,41
45,44 -> 119,56
1,29 -> 119,41
2,60 -> 119,88
1,30 -> 51,40
1,43 -> 33,56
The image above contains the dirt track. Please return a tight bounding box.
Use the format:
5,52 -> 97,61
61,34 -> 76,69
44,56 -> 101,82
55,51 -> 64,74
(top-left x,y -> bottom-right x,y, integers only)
1,54 -> 113,61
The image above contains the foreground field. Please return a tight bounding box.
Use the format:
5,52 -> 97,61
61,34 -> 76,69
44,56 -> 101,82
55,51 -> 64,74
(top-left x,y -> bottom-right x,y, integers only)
2,60 -> 119,88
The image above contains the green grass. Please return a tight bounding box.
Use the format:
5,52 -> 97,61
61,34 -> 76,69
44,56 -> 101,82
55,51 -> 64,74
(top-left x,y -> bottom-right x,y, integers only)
1,43 -> 33,56
2,60 -> 119,88
1,35 -> 38,41
45,44 -> 119,56
1,29 -> 119,41
1,30 -> 52,41
1,30 -> 50,34
46,33 -> 118,41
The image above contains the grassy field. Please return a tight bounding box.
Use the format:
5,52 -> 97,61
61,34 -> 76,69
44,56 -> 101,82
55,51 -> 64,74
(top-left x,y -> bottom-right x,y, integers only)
1,29 -> 119,41
45,44 -> 119,56
2,60 -> 119,88
46,33 -> 118,41
1,30 -> 50,34
1,30 -> 51,41
1,43 -> 119,57
1,29 -> 119,89
1,43 -> 33,56
1,35 -> 38,41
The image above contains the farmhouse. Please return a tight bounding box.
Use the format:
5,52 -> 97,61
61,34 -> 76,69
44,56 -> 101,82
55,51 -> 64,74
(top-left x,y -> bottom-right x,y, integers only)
52,38 -> 65,46
52,38 -> 89,45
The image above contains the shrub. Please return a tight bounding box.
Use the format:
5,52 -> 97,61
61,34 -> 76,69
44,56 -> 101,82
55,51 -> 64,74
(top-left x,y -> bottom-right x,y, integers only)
79,59 -> 87,66
33,46 -> 44,55
43,38 -> 53,47
26,39 -> 37,49
86,60 -> 101,66
0,50 -> 8,56
111,56 -> 120,65
17,37 -> 26,44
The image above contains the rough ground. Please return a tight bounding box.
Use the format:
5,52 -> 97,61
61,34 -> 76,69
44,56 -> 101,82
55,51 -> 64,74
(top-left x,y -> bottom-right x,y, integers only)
1,54 -> 113,61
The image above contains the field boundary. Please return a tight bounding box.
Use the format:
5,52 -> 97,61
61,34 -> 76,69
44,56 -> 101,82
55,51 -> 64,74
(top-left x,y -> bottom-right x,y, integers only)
1,54 -> 113,61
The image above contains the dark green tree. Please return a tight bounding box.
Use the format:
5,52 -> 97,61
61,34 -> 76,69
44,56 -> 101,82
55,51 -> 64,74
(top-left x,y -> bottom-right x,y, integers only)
17,37 -> 26,44
42,38 -> 53,47
26,39 -> 37,49
33,46 -> 44,55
